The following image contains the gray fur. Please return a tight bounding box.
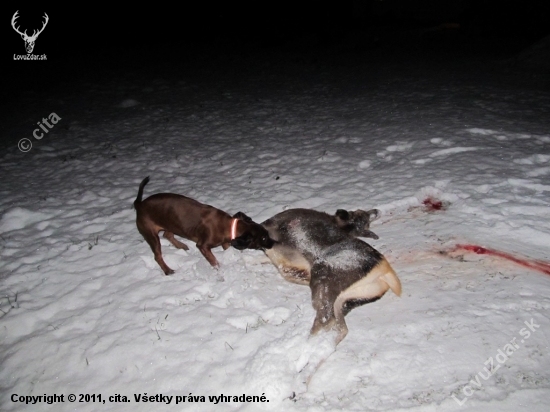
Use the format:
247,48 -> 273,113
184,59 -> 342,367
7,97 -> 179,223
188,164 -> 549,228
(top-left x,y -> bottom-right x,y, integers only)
262,207 -> 399,345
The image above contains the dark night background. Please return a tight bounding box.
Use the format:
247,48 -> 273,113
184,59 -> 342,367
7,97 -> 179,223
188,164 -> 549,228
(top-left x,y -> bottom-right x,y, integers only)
4,1 -> 550,77
2,0 -> 549,144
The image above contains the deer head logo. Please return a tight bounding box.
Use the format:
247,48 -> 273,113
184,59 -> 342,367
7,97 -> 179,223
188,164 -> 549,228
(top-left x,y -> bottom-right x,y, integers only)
11,11 -> 49,54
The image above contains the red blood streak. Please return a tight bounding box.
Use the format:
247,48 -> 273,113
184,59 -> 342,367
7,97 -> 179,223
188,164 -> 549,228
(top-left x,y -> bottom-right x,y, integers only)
455,244 -> 550,276
423,197 -> 443,211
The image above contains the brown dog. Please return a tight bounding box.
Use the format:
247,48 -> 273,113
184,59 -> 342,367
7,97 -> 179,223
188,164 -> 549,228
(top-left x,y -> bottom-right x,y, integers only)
262,208 -> 401,345
134,177 -> 274,275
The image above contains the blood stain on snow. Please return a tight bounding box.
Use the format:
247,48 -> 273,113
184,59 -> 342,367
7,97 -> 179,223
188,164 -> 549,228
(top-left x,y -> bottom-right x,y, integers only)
407,197 -> 449,214
454,244 -> 550,276
423,197 -> 444,211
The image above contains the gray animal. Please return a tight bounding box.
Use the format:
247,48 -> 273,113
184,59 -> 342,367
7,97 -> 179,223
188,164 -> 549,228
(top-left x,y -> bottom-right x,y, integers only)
262,208 -> 401,345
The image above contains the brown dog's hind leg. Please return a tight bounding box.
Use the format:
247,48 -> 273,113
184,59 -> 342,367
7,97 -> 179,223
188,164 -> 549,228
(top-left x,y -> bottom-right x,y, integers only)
163,231 -> 189,250
196,244 -> 220,268
139,229 -> 175,275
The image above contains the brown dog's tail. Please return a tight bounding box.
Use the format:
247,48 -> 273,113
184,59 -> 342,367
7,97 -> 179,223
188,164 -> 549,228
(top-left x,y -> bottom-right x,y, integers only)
133,176 -> 150,209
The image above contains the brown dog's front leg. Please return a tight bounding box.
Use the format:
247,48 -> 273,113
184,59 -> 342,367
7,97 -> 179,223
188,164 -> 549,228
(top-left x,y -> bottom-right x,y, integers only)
196,244 -> 220,268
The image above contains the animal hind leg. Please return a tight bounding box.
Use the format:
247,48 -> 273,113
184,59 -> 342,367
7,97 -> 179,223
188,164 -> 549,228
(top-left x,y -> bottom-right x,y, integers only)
139,228 -> 175,275
309,266 -> 343,338
163,231 -> 189,250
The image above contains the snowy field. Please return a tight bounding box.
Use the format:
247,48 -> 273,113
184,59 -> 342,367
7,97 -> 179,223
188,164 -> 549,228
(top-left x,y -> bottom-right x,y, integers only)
1,43 -> 550,411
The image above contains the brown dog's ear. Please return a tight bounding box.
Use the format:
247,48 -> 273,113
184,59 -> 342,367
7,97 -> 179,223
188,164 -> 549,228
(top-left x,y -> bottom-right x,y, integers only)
233,212 -> 252,222
231,233 -> 252,250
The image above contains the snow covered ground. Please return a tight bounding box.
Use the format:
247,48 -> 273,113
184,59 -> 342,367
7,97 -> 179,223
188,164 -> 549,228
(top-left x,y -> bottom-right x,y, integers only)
1,43 -> 550,411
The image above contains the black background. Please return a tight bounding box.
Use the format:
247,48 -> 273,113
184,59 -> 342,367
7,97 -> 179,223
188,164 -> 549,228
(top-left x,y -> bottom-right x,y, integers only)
2,1 -> 550,94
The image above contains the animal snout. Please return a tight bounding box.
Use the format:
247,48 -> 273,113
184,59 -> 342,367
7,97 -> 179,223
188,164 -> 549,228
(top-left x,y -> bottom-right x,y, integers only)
261,235 -> 275,250
256,226 -> 275,250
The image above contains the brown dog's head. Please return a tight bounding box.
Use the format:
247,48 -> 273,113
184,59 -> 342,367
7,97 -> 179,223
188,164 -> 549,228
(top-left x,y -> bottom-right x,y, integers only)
230,212 -> 275,251
334,209 -> 380,239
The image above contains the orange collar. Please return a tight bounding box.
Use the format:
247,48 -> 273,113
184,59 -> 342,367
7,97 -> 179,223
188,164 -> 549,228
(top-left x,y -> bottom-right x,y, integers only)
230,218 -> 238,240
